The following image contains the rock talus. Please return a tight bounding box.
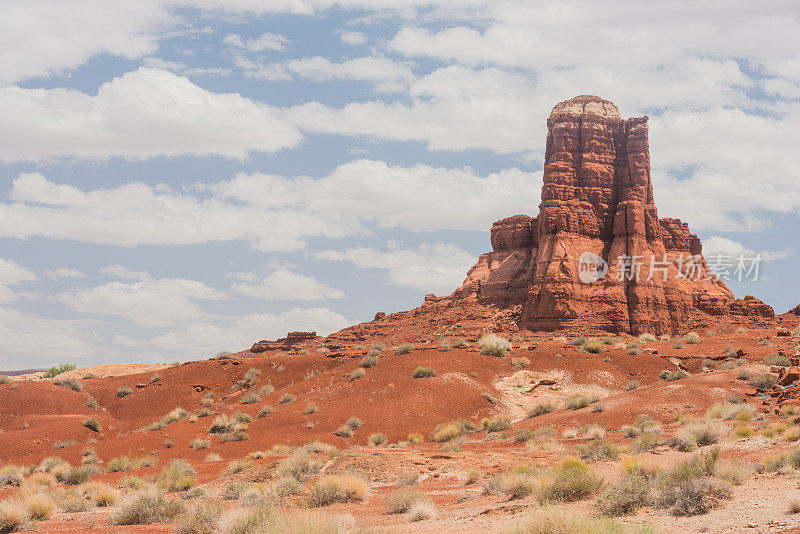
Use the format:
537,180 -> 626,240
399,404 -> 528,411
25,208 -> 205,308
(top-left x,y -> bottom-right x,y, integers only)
454,95 -> 774,335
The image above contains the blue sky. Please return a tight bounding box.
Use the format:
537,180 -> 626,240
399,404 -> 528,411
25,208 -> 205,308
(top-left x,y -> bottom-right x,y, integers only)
1,1 -> 799,369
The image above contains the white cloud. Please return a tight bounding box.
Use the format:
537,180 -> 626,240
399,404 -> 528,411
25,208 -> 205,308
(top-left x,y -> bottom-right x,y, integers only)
236,55 -> 415,92
99,265 -> 153,281
0,258 -> 38,286
53,277 -> 228,327
138,308 -> 351,358
0,307 -> 105,361
340,31 -> 368,45
0,0 -> 173,84
224,33 -> 288,52
42,268 -> 89,281
0,67 -> 303,162
231,269 -> 345,301
317,242 -> 476,294
702,237 -> 794,263
0,161 -> 542,250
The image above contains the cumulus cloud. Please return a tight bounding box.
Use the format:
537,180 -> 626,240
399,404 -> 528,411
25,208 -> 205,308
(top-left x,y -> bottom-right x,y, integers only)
237,56 -> 416,92
99,265 -> 153,281
0,67 -> 303,162
230,269 -> 345,301
0,258 -> 38,286
224,32 -> 288,52
703,237 -> 794,263
0,161 -> 541,250
42,268 -> 89,281
0,307 -> 106,362
340,31 -> 368,45
316,242 -> 476,294
132,307 -> 351,358
53,276 -> 228,327
0,258 -> 37,305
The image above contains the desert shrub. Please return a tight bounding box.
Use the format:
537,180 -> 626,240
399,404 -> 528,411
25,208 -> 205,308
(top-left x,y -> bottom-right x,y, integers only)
639,333 -> 657,342
630,433 -> 660,453
303,403 -> 319,415
748,373 -> 777,389
479,334 -> 512,357
52,440 -> 78,450
514,429 -> 535,443
117,386 -> 133,397
408,433 -> 424,443
397,471 -> 420,486
82,417 -> 101,432
659,369 -> 688,381
431,422 -> 463,443
239,390 -> 261,404
23,492 -> 55,520
678,419 -> 727,447
204,453 -> 222,463
765,353 -> 791,367
221,459 -> 252,476
498,508 -> 654,534
307,474 -> 367,507
198,408 -> 213,418
591,403 -> 605,413
706,402 -> 754,421
257,405 -> 272,418
511,357 -> 530,370
158,460 -> 196,491
53,376 -> 82,391
582,340 -> 607,353
90,484 -> 118,507
789,498 -> 800,514
526,402 -> 556,418
395,343 -> 414,355
438,339 -> 451,351
413,366 -> 436,378
111,486 -> 184,525
408,499 -> 436,522
624,380 -> 640,391
627,343 -> 641,355
360,354 -> 378,368
672,339 -> 686,350
56,465 -> 93,485
466,468 -> 481,485
189,438 -> 210,450
576,437 -> 619,462
276,450 -> 320,481
345,416 -> 362,430
0,499 -> 28,532
453,337 -> 468,348
0,466 -> 23,487
368,433 -> 387,446
670,478 -> 732,516
333,425 -> 353,438
233,369 -> 261,391
216,351 -> 235,359
481,415 -> 511,432
482,392 -> 498,404
386,487 -> 425,514
784,426 -> 800,442
147,408 -> 191,431
565,394 -> 598,410
107,455 -> 155,473
539,457 -> 604,502
150,373 -> 161,383
595,473 -> 652,516
714,459 -> 751,485
736,368 -> 751,380
278,393 -> 295,404
572,337 -> 587,346
175,500 -> 223,534
221,429 -> 249,442
683,332 -> 700,344
349,368 -> 365,381
208,414 -> 233,434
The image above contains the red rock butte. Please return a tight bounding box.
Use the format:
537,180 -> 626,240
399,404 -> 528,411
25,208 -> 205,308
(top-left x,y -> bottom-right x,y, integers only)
452,95 -> 774,335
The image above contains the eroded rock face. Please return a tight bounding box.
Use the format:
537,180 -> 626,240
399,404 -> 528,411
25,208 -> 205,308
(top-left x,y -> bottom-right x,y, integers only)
250,331 -> 318,353
454,95 -> 774,335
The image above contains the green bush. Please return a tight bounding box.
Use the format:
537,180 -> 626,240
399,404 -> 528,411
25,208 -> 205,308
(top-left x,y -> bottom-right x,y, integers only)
47,363 -> 77,377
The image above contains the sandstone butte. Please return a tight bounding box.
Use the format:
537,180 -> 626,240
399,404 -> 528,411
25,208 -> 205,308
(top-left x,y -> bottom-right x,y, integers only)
446,95 -> 774,336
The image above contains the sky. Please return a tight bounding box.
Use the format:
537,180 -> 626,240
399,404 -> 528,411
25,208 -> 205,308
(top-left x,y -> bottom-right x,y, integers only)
0,1 -> 799,370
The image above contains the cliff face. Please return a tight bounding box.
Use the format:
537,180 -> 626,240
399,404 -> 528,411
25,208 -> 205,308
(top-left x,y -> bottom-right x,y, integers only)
455,95 -> 773,335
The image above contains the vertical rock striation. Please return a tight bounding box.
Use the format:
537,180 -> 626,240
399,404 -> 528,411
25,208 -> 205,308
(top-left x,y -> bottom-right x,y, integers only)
454,95 -> 773,335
